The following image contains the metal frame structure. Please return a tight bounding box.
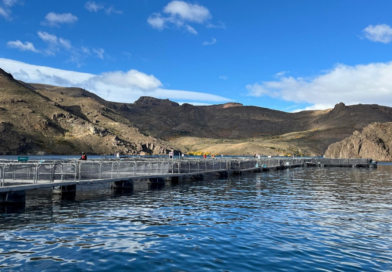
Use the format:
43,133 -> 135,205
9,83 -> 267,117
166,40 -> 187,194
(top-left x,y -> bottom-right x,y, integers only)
0,157 -> 373,187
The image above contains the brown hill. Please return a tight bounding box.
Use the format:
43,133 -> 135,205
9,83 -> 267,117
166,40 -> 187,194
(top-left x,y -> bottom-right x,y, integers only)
324,122 -> 392,161
28,79 -> 392,156
0,69 -> 176,155
104,98 -> 392,155
3,67 -> 392,156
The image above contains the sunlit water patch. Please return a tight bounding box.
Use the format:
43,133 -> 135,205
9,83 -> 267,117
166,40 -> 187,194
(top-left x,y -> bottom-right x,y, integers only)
1,167 -> 392,271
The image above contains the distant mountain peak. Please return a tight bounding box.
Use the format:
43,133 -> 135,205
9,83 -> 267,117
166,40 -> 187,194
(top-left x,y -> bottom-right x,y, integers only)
134,96 -> 180,107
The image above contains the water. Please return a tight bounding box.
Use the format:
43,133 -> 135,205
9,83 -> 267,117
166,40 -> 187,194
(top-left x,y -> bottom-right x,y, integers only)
1,166 -> 392,271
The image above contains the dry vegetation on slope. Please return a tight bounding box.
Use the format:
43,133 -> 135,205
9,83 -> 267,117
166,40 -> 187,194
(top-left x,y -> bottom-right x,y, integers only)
2,68 -> 392,156
0,69 -> 176,155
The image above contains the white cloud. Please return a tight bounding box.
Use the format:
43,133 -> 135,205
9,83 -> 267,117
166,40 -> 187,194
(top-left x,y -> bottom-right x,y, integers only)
59,38 -> 71,49
43,12 -> 78,27
202,37 -> 216,46
185,24 -> 197,34
207,21 -> 226,29
219,75 -> 228,80
7,40 -> 39,52
38,31 -> 58,44
275,71 -> 289,77
93,48 -> 105,59
153,89 -> 229,102
38,31 -> 72,55
0,0 -> 19,19
105,6 -> 122,15
85,1 -> 104,12
163,1 -> 210,23
97,70 -> 161,90
2,0 -> 19,7
363,24 -> 392,43
85,2 -> 122,15
148,1 -> 213,34
0,6 -> 10,18
81,46 -> 91,54
35,31 -> 104,65
247,61 -> 392,109
147,13 -> 166,30
0,58 -> 231,104
291,104 -> 334,112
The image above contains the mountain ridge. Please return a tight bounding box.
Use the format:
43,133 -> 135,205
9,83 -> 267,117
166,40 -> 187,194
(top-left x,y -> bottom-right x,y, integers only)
2,68 -> 392,156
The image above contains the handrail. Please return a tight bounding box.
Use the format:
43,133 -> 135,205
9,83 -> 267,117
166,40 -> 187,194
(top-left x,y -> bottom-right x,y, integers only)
0,158 -> 367,186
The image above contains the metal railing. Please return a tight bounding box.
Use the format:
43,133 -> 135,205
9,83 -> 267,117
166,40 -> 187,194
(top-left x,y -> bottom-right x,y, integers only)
0,157 -> 312,186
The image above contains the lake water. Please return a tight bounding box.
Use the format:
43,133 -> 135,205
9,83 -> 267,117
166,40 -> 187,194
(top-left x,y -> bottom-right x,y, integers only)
1,166 -> 392,271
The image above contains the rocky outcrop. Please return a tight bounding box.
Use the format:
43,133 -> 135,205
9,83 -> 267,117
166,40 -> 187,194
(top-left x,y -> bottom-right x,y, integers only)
324,122 -> 392,161
135,96 -> 179,108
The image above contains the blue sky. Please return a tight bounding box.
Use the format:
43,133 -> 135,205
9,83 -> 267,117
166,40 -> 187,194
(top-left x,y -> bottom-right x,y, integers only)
1,0 -> 392,111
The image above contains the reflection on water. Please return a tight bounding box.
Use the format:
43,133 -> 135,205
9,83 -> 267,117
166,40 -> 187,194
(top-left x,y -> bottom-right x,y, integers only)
1,167 -> 392,271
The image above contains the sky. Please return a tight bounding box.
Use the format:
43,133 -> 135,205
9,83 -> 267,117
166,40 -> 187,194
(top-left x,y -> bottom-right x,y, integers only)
1,0 -> 392,112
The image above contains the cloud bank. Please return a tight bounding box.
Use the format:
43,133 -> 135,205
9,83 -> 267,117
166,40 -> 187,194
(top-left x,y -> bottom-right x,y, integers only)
247,61 -> 392,110
0,58 -> 231,104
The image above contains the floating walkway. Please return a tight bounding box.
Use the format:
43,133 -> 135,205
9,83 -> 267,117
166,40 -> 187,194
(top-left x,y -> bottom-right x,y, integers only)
0,157 -> 376,204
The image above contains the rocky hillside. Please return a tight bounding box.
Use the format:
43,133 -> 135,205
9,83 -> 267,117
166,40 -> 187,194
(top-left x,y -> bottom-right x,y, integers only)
106,99 -> 392,155
3,67 -> 392,156
0,69 -> 176,155
324,122 -> 392,161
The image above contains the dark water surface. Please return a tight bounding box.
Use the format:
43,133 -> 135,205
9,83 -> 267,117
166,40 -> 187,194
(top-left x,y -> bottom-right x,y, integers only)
1,166 -> 392,271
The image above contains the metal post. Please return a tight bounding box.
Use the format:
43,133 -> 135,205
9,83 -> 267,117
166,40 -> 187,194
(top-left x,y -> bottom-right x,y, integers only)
99,163 -> 102,179
53,164 -> 56,182
78,162 -> 81,181
111,162 -> 114,178
35,165 -> 39,183
4,165 -> 9,186
73,163 -> 76,181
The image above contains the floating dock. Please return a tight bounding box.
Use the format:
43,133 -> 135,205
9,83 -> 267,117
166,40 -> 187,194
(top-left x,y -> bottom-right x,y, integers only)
0,157 -> 376,205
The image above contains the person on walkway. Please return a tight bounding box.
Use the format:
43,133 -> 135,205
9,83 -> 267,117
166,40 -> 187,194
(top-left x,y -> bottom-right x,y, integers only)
203,154 -> 207,159
80,152 -> 87,160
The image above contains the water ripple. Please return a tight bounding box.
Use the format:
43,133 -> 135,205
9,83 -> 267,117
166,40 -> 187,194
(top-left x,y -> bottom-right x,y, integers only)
0,167 -> 392,271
